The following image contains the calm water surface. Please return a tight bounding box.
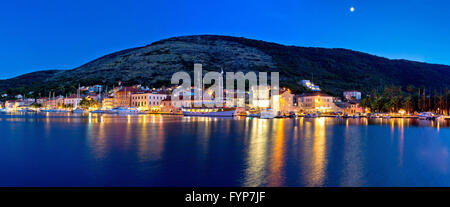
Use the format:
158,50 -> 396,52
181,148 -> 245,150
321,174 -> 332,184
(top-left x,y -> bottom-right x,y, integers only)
0,112 -> 449,187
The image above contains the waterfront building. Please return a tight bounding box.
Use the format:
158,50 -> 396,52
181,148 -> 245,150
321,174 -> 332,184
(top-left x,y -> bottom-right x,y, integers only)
160,96 -> 181,113
64,94 -> 82,108
22,98 -> 35,106
344,90 -> 362,101
223,89 -> 247,107
101,97 -> 114,109
44,96 -> 64,109
297,92 -> 339,113
88,93 -> 102,102
170,94 -> 212,109
36,98 -> 48,105
278,89 -> 295,115
113,86 -> 141,108
131,92 -> 168,111
5,100 -> 13,109
5,100 -> 24,109
249,85 -> 270,109
341,100 -> 364,115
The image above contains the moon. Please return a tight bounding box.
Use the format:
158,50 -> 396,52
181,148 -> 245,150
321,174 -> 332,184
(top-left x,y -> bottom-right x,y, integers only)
350,6 -> 355,12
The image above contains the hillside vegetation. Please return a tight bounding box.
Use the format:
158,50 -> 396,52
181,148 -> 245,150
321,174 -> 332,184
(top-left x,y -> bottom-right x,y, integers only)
1,35 -> 449,98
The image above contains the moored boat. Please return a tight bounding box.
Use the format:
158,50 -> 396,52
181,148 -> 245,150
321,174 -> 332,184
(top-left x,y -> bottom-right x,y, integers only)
110,107 -> 140,114
247,113 -> 260,118
305,113 -> 318,118
418,112 -> 435,120
90,110 -> 106,114
182,107 -> 236,117
17,109 -> 36,113
40,109 -> 69,113
259,109 -> 275,119
72,108 -> 86,113
288,112 -> 296,118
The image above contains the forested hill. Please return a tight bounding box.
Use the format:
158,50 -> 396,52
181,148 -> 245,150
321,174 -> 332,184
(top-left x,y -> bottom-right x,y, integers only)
1,35 -> 450,97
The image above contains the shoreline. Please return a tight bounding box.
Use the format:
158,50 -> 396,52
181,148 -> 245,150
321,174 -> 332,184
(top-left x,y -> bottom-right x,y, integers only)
1,110 -> 449,120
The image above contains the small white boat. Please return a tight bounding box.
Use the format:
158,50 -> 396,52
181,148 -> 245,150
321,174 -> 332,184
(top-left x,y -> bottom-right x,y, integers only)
90,110 -> 107,114
17,109 -> 36,113
260,109 -> 275,119
110,107 -> 140,114
418,112 -> 435,120
182,107 -> 236,117
40,109 -> 69,113
72,108 -> 85,113
247,113 -> 260,118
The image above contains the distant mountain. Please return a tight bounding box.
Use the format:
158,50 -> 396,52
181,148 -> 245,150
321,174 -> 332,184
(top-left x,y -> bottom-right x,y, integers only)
1,35 -> 450,97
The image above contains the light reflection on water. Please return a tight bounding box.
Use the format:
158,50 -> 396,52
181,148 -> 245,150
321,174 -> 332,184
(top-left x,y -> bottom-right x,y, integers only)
0,112 -> 450,186
341,118 -> 365,186
244,119 -> 269,186
310,118 -> 327,186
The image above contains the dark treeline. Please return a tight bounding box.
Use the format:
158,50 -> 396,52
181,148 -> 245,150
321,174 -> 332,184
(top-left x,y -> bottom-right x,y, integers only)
359,85 -> 450,115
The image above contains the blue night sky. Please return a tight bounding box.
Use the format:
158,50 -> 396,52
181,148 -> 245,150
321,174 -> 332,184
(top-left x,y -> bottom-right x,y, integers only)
0,0 -> 449,79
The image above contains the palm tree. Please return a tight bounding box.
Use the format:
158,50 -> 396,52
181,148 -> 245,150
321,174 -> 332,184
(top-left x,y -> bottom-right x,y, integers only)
446,88 -> 449,115
437,94 -> 445,115
403,96 -> 413,114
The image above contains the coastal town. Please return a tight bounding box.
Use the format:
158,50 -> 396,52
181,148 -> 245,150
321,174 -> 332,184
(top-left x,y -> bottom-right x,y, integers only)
0,79 -> 448,121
